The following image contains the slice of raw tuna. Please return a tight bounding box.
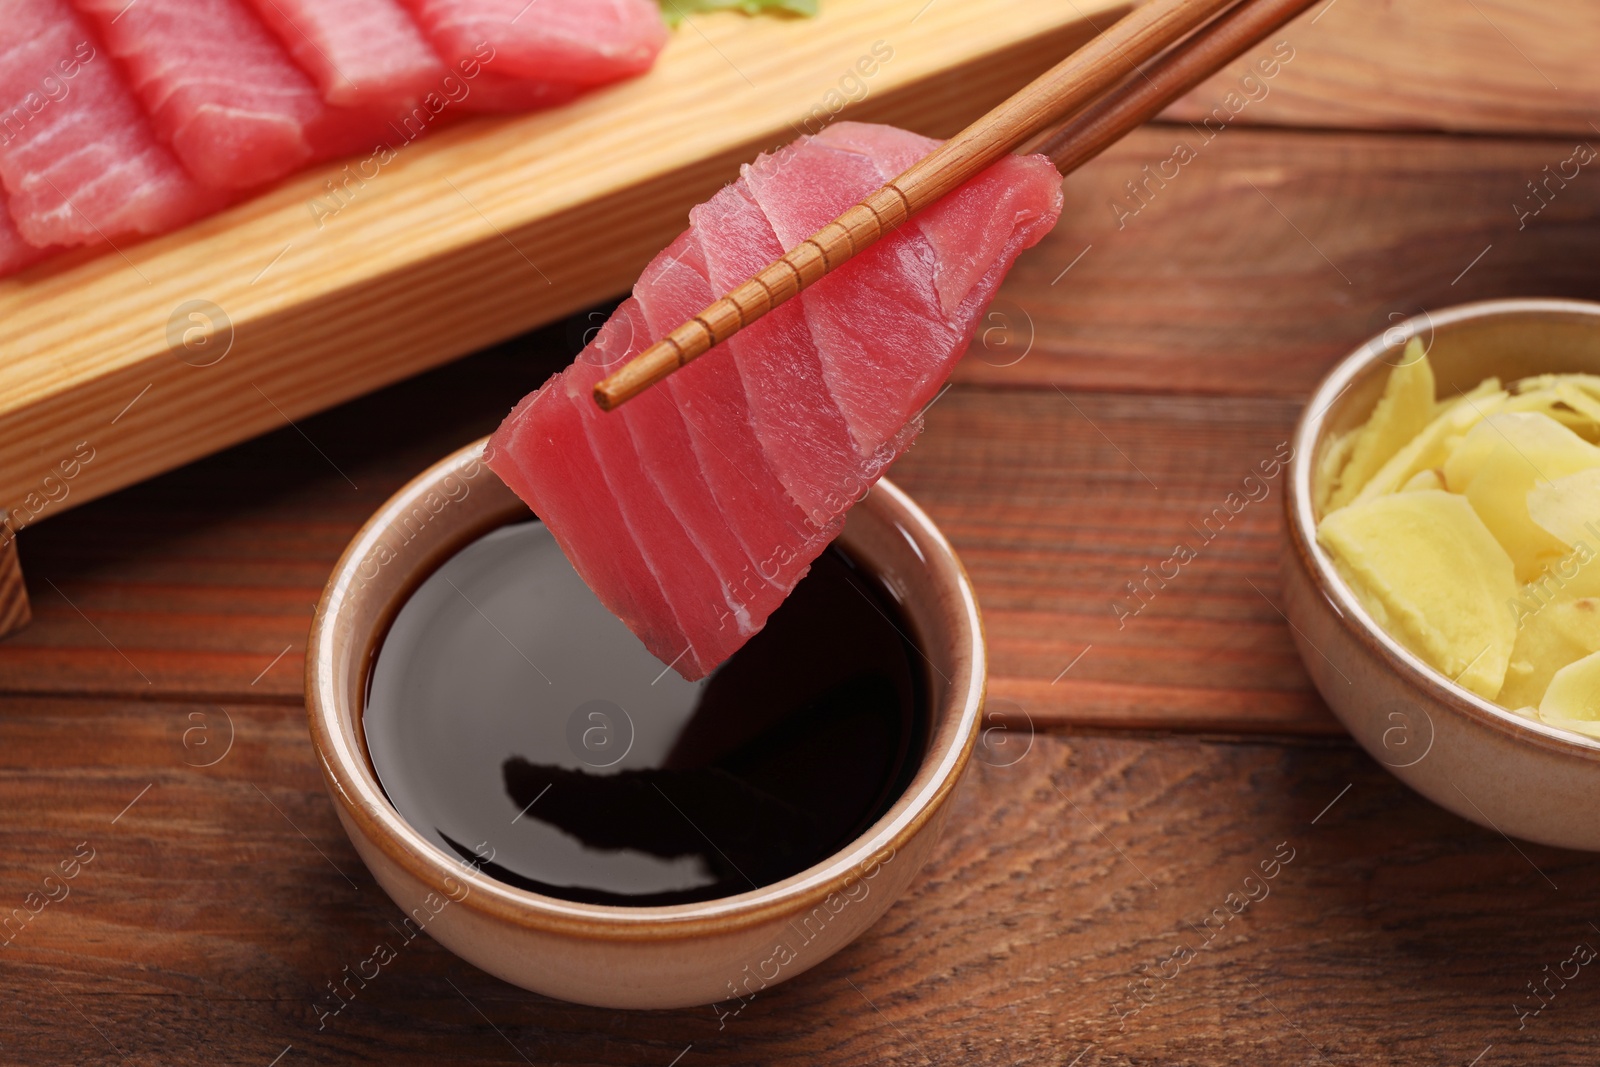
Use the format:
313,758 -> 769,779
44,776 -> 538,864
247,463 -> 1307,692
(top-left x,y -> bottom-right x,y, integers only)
399,0 -> 667,87
492,344 -> 688,672
455,73 -> 582,114
747,123 -> 1062,458
73,0 -> 391,189
630,233 -> 820,568
0,191 -> 53,277
0,0 -> 211,246
487,122 -> 1061,679
243,0 -> 447,108
692,181 -> 867,524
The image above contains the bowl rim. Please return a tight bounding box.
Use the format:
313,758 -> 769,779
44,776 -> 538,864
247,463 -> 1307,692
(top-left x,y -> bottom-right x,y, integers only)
306,437 -> 987,941
1286,296 -> 1600,761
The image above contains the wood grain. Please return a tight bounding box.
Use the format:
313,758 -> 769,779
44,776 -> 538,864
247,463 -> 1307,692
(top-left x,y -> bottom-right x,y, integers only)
0,338 -> 1334,734
7,127 -> 1592,721
1164,0 -> 1600,137
2,67 -> 1597,1061
0,513 -> 29,639
0,0 -> 1125,527
2,706 -> 1596,1065
956,125 -> 1600,397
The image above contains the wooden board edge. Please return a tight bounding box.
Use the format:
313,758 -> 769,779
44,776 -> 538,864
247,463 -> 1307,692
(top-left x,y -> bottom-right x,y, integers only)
0,12 -> 1116,523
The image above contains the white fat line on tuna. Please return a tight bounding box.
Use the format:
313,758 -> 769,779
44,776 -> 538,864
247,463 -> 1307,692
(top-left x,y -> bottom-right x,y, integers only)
671,398 -> 832,546
40,174 -> 149,284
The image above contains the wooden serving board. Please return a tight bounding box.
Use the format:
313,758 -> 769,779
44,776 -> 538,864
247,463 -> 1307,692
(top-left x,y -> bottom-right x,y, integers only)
0,0 -> 1127,527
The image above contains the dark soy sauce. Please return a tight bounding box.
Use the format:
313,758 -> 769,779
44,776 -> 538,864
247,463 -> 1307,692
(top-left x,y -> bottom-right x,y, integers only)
365,520 -> 928,906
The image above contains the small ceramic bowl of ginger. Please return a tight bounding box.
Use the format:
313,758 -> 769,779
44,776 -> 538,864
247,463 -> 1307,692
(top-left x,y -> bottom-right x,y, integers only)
1284,298 -> 1600,850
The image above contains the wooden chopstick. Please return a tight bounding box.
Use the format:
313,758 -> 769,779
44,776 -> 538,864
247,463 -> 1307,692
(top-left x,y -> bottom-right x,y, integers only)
1027,0 -> 1321,171
592,0 -> 1302,411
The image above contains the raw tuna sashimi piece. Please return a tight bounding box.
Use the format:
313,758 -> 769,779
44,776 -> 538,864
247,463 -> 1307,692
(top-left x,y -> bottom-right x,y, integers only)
0,191 -> 53,277
400,0 -> 667,87
243,0 -> 446,108
487,122 -> 1062,679
73,0 -> 390,189
456,73 -> 582,114
747,123 -> 1047,458
0,0 -> 211,245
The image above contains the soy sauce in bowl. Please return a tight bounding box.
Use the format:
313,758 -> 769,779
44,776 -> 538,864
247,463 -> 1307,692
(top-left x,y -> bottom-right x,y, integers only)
363,520 -> 928,906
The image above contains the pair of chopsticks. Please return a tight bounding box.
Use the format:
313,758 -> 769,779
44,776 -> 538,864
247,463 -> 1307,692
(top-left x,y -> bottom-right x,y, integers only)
593,0 -> 1320,411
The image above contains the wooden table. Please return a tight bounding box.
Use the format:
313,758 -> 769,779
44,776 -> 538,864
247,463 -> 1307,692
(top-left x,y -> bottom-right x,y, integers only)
4,2 -> 1600,1062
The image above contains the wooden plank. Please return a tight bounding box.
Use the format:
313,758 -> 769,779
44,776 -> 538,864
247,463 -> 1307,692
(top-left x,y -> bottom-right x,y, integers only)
1163,0 -> 1600,137
0,331 -> 1337,733
897,387 -> 1335,735
10,123 -> 1596,729
2,703 -> 1596,1063
954,126 -> 1600,397
0,511 -> 29,638
0,0 -> 1124,526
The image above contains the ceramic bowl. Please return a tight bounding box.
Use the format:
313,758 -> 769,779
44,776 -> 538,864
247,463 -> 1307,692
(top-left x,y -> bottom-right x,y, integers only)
306,438 -> 985,1008
1284,298 -> 1600,850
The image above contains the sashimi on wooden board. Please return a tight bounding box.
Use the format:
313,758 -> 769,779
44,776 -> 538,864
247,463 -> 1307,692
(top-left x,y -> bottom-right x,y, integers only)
400,0 -> 668,87
242,0 -> 447,109
71,0 -> 394,190
0,0 -> 1124,528
5,0 -> 672,255
0,0 -> 214,246
487,122 -> 1063,680
0,192 -> 52,277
